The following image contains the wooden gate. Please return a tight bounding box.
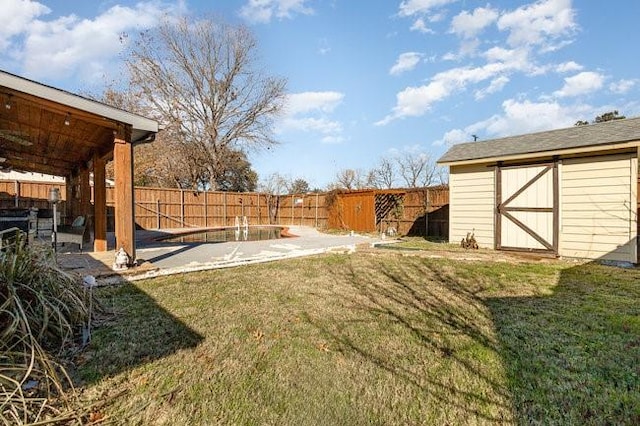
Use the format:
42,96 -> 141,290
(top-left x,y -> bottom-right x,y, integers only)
327,191 -> 376,232
496,161 -> 558,254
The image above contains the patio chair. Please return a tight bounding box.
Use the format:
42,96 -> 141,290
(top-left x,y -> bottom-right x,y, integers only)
57,216 -> 86,251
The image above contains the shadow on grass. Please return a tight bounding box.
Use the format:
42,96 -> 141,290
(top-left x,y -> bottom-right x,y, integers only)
75,282 -> 204,385
486,262 -> 640,425
307,258 -> 514,423
308,257 -> 639,424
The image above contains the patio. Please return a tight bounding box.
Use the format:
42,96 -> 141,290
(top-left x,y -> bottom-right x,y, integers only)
55,226 -> 381,281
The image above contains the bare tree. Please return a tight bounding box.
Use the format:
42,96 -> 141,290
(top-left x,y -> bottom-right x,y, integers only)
125,16 -> 287,190
436,165 -> 449,186
396,152 -> 438,188
259,173 -> 289,223
329,168 -> 367,190
368,157 -> 397,189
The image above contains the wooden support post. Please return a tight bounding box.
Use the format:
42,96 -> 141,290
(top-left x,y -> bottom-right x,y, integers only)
114,133 -> 136,262
66,172 -> 76,221
79,166 -> 91,220
93,154 -> 107,252
14,180 -> 19,207
156,199 -> 161,229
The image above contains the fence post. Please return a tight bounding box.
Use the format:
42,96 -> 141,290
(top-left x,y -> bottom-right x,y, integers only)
223,192 -> 227,227
180,189 -> 185,227
315,193 -> 319,228
425,189 -> 430,238
204,191 -> 208,228
291,195 -> 294,224
156,199 -> 161,229
257,193 -> 260,225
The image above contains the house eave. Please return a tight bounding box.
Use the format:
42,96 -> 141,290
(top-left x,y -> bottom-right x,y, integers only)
0,70 -> 158,133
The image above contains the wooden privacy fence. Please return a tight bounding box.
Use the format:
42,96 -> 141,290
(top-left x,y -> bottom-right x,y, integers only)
327,186 -> 449,238
0,180 -> 70,221
1,180 -> 449,238
104,187 -> 329,230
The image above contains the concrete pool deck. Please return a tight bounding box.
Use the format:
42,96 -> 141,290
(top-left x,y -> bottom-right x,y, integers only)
57,226 -> 389,281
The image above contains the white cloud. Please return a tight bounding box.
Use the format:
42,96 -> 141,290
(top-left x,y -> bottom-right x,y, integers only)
609,79 -> 637,94
497,0 -> 577,48
555,60 -> 583,73
240,0 -> 313,24
475,76 -> 510,100
482,46 -> 530,67
410,17 -> 434,34
436,98 -> 593,145
437,128 -> 472,145
398,0 -> 458,17
9,1 -> 181,82
390,52 -> 423,76
482,98 -> 579,134
286,91 -> 344,115
321,134 -> 346,144
553,71 -> 604,97
442,38 -> 480,60
280,116 -> 342,135
429,12 -> 446,23
382,0 -> 581,126
401,0 -> 457,34
376,81 -> 449,125
450,6 -> 498,39
0,0 -> 50,49
279,91 -> 345,143
378,48 -> 532,125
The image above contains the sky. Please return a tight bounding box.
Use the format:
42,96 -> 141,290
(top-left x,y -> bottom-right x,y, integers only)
2,0 -> 640,189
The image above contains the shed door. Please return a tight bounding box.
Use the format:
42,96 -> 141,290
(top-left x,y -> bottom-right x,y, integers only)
496,162 -> 558,254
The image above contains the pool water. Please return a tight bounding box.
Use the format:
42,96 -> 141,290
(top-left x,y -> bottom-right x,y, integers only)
159,226 -> 285,244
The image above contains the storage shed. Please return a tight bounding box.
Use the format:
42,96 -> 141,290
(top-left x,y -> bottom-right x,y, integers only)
438,117 -> 639,263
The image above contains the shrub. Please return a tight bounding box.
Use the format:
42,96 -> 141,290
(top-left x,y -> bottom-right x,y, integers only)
1,236 -> 93,424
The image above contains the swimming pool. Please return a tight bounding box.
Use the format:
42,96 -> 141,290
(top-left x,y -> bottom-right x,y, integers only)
158,226 -> 287,244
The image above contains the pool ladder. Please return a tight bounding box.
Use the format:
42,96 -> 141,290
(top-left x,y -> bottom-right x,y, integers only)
234,216 -> 249,241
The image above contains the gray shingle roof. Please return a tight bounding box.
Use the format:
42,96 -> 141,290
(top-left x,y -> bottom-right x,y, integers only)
437,116 -> 640,164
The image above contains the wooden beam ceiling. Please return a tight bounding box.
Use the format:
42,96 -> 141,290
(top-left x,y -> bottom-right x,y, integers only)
0,87 -> 118,177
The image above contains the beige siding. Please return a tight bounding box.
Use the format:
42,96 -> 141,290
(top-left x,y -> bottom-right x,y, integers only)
449,164 -> 495,247
560,153 -> 637,262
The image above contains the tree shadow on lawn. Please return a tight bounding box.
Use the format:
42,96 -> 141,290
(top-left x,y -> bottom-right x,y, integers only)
486,262 -> 640,425
307,257 -> 639,424
306,258 -> 515,424
73,282 -> 203,386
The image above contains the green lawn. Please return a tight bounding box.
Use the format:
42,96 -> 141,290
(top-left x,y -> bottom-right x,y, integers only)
75,251 -> 640,425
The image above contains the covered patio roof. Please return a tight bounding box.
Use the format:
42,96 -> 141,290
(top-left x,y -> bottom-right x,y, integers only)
0,69 -> 160,263
0,70 -> 157,175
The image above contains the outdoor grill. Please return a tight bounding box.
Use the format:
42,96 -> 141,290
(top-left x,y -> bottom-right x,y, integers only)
0,208 -> 38,244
